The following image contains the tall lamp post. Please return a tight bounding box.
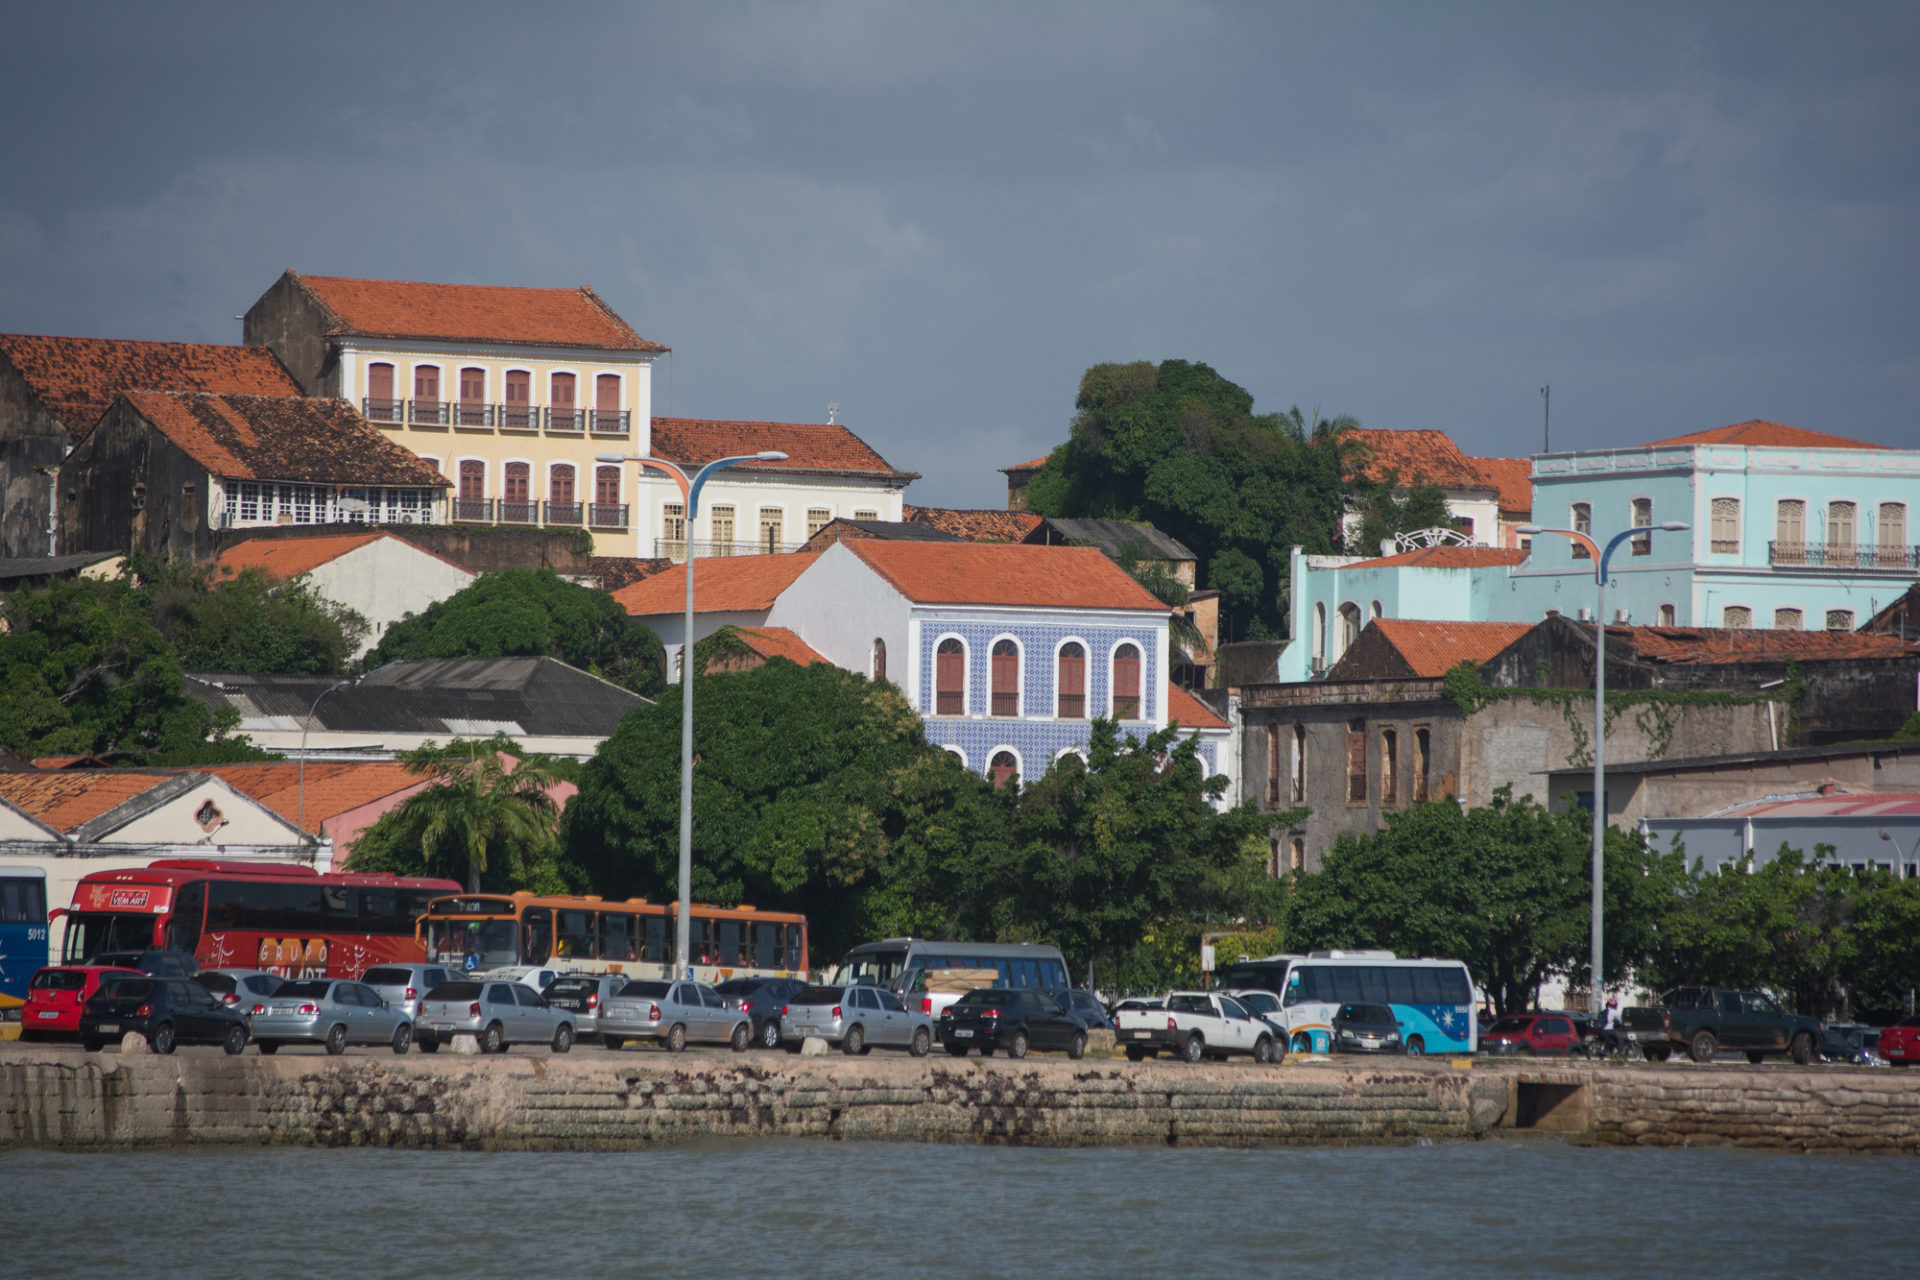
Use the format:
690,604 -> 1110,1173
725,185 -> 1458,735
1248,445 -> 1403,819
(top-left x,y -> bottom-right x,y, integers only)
1518,519 -> 1689,1015
598,448 -> 788,979
296,658 -> 401,852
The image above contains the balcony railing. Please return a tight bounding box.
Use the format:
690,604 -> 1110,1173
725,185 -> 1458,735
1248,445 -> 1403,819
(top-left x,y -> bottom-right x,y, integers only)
544,501 -> 582,525
410,399 -> 450,426
1770,541 -> 1919,570
547,408 -> 586,434
589,503 -> 629,529
452,497 -> 494,522
589,409 -> 631,434
454,402 -> 494,428
363,397 -> 404,423
653,537 -> 808,559
498,499 -> 538,525
499,405 -> 539,432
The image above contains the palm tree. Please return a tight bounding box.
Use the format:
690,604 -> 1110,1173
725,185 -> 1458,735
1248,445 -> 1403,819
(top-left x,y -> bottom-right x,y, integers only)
378,734 -> 560,892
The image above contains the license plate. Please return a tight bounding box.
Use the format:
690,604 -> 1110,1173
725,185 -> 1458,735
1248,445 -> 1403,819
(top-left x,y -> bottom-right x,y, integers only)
433,1025 -> 455,1035
1131,1030 -> 1152,1038
953,1029 -> 973,1038
97,1023 -> 118,1034
37,1011 -> 59,1019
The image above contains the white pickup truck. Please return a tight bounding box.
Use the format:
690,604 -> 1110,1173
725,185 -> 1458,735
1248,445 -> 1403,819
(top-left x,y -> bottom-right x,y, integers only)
1112,990 -> 1282,1064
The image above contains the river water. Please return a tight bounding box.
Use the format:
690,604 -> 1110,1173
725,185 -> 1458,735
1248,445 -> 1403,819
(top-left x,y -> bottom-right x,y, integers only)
2,1138 -> 1908,1278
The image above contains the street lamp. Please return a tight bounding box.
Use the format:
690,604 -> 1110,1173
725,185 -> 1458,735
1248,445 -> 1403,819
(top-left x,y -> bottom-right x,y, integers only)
296,659 -> 401,846
1878,829 -> 1920,879
1519,519 -> 1689,1015
598,448 -> 788,979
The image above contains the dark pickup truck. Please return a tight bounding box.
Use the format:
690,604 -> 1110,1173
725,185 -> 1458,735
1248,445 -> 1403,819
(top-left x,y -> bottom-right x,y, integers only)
1622,987 -> 1820,1065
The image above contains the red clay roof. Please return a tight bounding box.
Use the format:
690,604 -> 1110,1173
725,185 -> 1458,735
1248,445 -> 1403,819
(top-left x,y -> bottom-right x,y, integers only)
1616,626 -> 1918,666
1368,619 -> 1536,678
612,554 -> 820,616
1165,684 -> 1229,731
1343,546 -> 1529,570
731,626 -> 828,666
197,761 -> 426,828
0,333 -> 300,441
648,417 -> 912,479
845,541 -> 1167,611
1467,456 -> 1533,516
904,506 -> 1045,542
0,771 -> 170,833
1646,419 -> 1890,451
216,532 -> 471,582
118,392 -> 449,487
285,272 -> 664,352
1349,429 -> 1491,490
1000,454 -> 1053,474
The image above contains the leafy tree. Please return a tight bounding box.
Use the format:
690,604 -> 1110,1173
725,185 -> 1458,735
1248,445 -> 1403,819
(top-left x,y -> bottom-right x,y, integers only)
1111,536 -> 1205,663
158,564 -> 367,675
349,734 -> 569,893
369,568 -> 664,695
1345,471 -> 1456,557
1024,360 -> 1360,640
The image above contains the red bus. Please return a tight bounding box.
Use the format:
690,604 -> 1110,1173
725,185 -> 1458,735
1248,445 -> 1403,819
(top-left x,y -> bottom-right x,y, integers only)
56,860 -> 462,980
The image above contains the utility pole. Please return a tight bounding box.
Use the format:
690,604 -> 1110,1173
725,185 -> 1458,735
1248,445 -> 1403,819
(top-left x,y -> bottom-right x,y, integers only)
1540,385 -> 1551,453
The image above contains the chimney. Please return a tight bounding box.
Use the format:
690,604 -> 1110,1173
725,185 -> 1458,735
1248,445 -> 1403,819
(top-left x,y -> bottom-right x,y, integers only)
1545,609 -> 1560,619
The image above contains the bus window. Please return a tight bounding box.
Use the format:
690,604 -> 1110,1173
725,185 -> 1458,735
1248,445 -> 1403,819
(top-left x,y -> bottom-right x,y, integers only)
1011,959 -> 1038,988
556,910 -> 597,959
360,888 -> 398,933
1386,969 -> 1416,1003
0,875 -> 45,924
166,879 -> 206,956
992,959 -> 1012,987
783,925 -> 803,971
603,913 -> 636,961
62,912 -> 156,962
752,922 -> 778,969
643,914 -> 668,963
1042,960 -> 1067,988
717,919 -> 744,966
522,908 -> 552,964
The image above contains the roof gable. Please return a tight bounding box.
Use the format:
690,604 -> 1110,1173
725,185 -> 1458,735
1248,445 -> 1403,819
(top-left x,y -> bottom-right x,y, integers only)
613,553 -> 820,616
1165,683 -> 1229,731
1466,456 -> 1532,516
118,392 -> 449,487
844,541 -> 1168,611
284,272 -> 664,352
217,532 -> 385,579
1349,428 -> 1490,491
731,626 -> 828,666
1329,619 -> 1536,680
0,770 -> 175,835
1646,419 -> 1890,451
0,333 -> 300,441
648,417 -> 912,480
1026,517 -> 1195,562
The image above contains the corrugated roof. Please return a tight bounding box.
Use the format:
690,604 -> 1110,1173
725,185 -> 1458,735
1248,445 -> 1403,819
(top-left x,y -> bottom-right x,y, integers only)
1716,792 -> 1920,819
0,333 -> 300,441
1646,419 -> 1890,451
0,771 -> 171,834
119,392 -> 449,487
731,627 -> 828,667
904,506 -> 1045,543
1467,456 -> 1533,516
285,272 -> 665,352
1366,619 -> 1535,678
1349,428 -> 1491,490
1027,517 -> 1195,563
612,554 -> 819,617
1165,684 -> 1229,731
799,519 -> 963,553
846,541 -> 1168,611
1342,546 -> 1530,570
648,417 -> 913,480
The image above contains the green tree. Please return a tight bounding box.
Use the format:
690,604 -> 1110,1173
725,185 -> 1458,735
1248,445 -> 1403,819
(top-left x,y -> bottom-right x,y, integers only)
349,734 -> 567,893
156,564 -> 367,675
1345,471 -> 1456,557
369,568 -> 664,695
1111,536 -> 1205,663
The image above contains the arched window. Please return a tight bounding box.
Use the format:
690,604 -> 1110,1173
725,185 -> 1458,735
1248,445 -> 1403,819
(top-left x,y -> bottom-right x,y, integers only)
458,367 -> 487,426
1336,602 -> 1361,660
548,463 -> 577,524
366,362 -> 397,421
412,365 -> 443,424
1412,727 -> 1430,802
990,639 -> 1020,717
1630,497 -> 1653,555
1570,502 -> 1592,559
1657,603 -> 1676,626
1112,643 -> 1142,719
1711,498 -> 1740,554
1879,503 -> 1908,568
872,638 -> 886,683
1289,839 -> 1305,872
1773,607 -> 1803,630
591,465 -> 622,528
1826,609 -> 1855,631
989,751 -> 1018,791
1290,724 -> 1306,804
504,370 -> 532,429
1057,642 -> 1086,718
1380,728 -> 1399,806
935,639 -> 965,715
1723,605 -> 1752,629
594,373 -> 622,432
456,460 -> 485,521
1311,602 -> 1327,670
502,462 -> 532,523
551,372 -> 578,430
1775,499 -> 1806,563
1369,599 -> 1383,622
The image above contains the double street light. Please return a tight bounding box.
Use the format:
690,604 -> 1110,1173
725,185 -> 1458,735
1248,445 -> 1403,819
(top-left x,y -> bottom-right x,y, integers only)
598,449 -> 787,980
1517,519 -> 1689,1016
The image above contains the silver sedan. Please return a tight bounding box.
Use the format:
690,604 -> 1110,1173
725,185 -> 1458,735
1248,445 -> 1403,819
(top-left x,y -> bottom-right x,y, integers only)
780,983 -> 934,1056
598,979 -> 751,1052
417,980 -> 577,1054
250,979 -> 413,1055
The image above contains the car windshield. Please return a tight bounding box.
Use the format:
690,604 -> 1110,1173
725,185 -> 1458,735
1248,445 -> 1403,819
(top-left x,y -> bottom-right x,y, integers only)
1339,1004 -> 1394,1023
424,918 -> 519,969
790,986 -> 847,1006
31,970 -> 86,991
714,978 -> 768,995
59,913 -> 156,963
1487,1017 -> 1533,1035
277,981 -> 333,999
615,980 -> 671,999
362,968 -> 412,986
956,989 -> 1015,1007
425,982 -> 484,1000
99,979 -> 154,999
196,974 -> 237,994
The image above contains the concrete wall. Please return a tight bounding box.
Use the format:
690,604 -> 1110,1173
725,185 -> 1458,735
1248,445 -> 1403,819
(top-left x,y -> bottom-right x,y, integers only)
243,272 -> 339,396
303,538 -> 476,657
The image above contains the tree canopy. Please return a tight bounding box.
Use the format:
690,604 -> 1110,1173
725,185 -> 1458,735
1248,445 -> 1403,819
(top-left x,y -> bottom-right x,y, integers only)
368,568 -> 664,695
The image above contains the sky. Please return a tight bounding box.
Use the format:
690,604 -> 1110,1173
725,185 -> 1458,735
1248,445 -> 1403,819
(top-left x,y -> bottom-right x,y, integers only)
2,2 -> 1916,509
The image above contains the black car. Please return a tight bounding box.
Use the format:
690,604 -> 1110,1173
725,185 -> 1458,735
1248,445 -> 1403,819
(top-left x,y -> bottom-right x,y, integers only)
1332,1003 -> 1404,1055
89,950 -> 201,980
1057,989 -> 1113,1031
939,988 -> 1088,1059
79,977 -> 250,1055
713,975 -> 811,1049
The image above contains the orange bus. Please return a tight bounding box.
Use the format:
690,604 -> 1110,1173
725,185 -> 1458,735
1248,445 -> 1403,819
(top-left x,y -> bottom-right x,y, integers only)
416,893 -> 808,983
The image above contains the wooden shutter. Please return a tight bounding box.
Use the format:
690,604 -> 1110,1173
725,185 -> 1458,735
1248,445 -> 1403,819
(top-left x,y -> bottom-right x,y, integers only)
415,366 -> 439,401
595,465 -> 619,506
504,463 -> 529,503
990,641 -> 1019,716
1057,643 -> 1085,718
368,363 -> 393,400
1113,643 -> 1141,718
935,640 -> 964,715
550,464 -> 574,505
596,374 -> 619,412
551,372 -> 575,406
458,460 -> 484,501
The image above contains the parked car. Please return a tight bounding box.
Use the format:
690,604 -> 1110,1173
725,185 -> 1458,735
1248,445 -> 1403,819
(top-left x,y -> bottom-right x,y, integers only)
1221,987 -> 1290,1044
1623,987 -> 1820,1064
1058,988 -> 1113,1031
1480,1013 -> 1585,1058
1109,996 -> 1163,1019
79,977 -> 250,1055
713,975 -> 811,1049
1880,1015 -> 1920,1067
598,979 -> 751,1052
473,965 -> 567,993
250,979 -> 414,1055
1820,1023 -> 1885,1066
542,973 -> 630,1041
939,988 -> 1091,1060
359,964 -> 459,1024
196,969 -> 286,1013
89,950 -> 201,980
1112,990 -> 1278,1063
780,984 -> 934,1056
19,964 -> 141,1038
417,980 -> 576,1054
1332,1003 -> 1406,1055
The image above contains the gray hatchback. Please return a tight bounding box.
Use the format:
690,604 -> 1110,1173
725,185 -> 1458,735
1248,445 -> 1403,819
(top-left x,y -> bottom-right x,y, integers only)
417,980 -> 576,1054
781,984 -> 934,1056
250,979 -> 414,1055
598,979 -> 751,1052
359,963 -> 459,1025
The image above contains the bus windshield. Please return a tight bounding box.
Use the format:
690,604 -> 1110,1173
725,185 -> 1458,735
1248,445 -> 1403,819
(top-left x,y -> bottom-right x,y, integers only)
60,912 -> 155,963
424,918 -> 519,969
836,949 -> 907,988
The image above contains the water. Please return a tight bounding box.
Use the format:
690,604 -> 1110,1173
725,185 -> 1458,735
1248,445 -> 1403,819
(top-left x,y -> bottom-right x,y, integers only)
1,1138 -> 1910,1278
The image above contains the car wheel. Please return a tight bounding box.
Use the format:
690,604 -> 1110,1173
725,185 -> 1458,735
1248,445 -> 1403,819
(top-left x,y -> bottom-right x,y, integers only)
1005,1030 -> 1029,1059
1125,1045 -> 1147,1062
1688,1030 -> 1718,1064
1746,1050 -> 1766,1065
81,1039 -> 103,1053
1068,1031 -> 1087,1061
602,1035 -> 624,1051
481,1022 -> 506,1055
946,1044 -> 969,1057
418,1038 -> 440,1054
1253,1036 -> 1274,1064
223,1024 -> 248,1056
843,1025 -> 865,1056
1290,1033 -> 1312,1055
1791,1032 -> 1815,1066
910,1027 -> 931,1058
392,1024 -> 412,1056
730,1022 -> 749,1053
258,1040 -> 279,1055
325,1024 -> 349,1056
1405,1036 -> 1425,1058
759,1018 -> 782,1050
552,1024 -> 573,1054
150,1022 -> 177,1055
666,1023 -> 687,1053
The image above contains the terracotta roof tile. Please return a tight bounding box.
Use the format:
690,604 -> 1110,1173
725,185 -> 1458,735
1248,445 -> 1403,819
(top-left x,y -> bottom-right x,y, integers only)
118,392 -> 450,487
287,273 -> 665,352
196,760 -> 427,827
904,506 -> 1045,542
1363,619 -> 1536,678
0,333 -> 300,442
216,532 -> 387,580
1467,456 -> 1533,516
1349,429 -> 1491,490
1343,546 -> 1529,570
1165,683 -> 1229,731
1000,453 -> 1054,473
648,417 -> 913,479
612,553 -> 820,616
731,626 -> 829,666
1646,419 -> 1890,451
845,541 -> 1167,610
1616,625 -> 1918,666
0,771 -> 170,833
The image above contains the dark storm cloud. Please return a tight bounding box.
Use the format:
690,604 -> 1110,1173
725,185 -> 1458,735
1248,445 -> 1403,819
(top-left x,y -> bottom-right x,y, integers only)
2,1 -> 1915,507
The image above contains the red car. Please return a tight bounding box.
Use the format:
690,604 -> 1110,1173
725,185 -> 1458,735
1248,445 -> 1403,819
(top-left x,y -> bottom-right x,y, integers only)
1881,1015 -> 1920,1067
19,965 -> 143,1038
1480,1012 -> 1589,1058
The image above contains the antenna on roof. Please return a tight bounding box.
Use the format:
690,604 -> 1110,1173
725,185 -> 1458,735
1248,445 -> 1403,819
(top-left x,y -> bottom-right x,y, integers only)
827,402 -> 839,425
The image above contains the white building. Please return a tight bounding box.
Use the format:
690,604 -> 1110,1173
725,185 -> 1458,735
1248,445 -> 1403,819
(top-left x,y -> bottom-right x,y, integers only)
214,532 -> 476,658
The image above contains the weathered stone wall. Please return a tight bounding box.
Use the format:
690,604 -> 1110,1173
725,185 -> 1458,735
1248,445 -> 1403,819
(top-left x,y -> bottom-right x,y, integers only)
1578,1068 -> 1920,1153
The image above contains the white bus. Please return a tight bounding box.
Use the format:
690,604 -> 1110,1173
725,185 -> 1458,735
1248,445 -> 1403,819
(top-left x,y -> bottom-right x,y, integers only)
1214,949 -> 1477,1056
